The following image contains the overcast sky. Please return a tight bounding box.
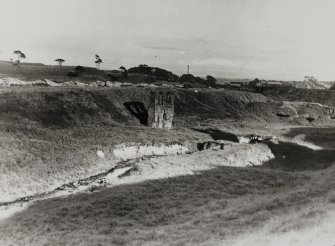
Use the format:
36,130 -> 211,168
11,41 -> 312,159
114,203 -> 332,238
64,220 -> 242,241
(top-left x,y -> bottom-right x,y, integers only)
1,0 -> 335,80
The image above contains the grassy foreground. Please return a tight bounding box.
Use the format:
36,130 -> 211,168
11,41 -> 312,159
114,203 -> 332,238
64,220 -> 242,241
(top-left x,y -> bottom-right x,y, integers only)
1,131 -> 335,245
0,165 -> 307,245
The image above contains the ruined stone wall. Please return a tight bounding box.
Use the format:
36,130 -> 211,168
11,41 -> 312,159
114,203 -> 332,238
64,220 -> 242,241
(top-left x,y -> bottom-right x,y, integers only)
326,107 -> 335,119
148,90 -> 174,129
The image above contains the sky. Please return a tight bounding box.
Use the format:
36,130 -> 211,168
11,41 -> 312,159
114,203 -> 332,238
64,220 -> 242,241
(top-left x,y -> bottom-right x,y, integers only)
1,0 -> 335,80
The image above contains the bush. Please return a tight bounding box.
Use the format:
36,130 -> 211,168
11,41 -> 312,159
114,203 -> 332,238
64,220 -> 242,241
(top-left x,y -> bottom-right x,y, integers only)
206,75 -> 217,86
74,66 -> 86,74
67,71 -> 78,77
107,74 -> 120,82
179,74 -> 217,87
128,65 -> 179,82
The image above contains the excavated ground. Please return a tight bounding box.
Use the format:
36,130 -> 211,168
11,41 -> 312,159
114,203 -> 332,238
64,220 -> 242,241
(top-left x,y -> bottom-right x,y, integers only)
1,86 -> 335,245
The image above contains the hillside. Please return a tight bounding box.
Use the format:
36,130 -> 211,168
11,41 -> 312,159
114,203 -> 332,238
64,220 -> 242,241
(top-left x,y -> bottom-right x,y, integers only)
0,87 -> 266,128
0,86 -> 335,245
0,86 -> 332,129
0,87 -> 272,202
0,61 -> 132,82
263,88 -> 335,107
0,61 -> 73,81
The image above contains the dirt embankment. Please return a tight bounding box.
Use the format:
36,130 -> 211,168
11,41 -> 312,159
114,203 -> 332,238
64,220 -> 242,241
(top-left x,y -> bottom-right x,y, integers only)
263,88 -> 335,107
0,87 -> 272,127
0,142 -> 274,221
0,86 -> 333,129
0,140 -> 190,204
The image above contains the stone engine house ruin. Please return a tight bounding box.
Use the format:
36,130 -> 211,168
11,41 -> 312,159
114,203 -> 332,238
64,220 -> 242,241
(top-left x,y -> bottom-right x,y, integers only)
124,90 -> 174,129
148,90 -> 174,129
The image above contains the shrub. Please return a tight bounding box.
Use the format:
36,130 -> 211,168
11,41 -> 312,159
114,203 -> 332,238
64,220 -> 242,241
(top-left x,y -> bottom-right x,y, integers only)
67,71 -> 78,77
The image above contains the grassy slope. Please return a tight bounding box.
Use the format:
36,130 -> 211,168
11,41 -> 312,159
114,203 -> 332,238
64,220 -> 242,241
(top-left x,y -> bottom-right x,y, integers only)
0,86 -> 283,129
0,87 -> 276,202
285,127 -> 335,149
0,61 -> 74,81
0,86 -> 334,202
1,141 -> 335,245
0,61 -> 147,82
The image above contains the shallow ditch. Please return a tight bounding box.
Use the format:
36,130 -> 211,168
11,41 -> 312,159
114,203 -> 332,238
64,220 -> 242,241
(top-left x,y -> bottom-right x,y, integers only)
0,129 -> 326,221
0,140 -> 197,219
0,137 -> 270,220
0,154 -> 173,220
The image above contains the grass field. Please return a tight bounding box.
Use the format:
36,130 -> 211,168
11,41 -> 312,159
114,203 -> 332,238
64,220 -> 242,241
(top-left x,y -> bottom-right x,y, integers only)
0,61 -> 151,83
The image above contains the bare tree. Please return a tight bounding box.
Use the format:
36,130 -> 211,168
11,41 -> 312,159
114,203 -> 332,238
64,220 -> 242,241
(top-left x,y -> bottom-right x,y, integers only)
55,58 -> 65,66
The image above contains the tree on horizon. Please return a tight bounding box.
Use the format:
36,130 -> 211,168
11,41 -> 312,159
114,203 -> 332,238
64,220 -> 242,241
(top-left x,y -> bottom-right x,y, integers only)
95,54 -> 103,69
119,66 -> 128,78
206,75 -> 217,86
13,50 -> 26,63
55,58 -> 65,66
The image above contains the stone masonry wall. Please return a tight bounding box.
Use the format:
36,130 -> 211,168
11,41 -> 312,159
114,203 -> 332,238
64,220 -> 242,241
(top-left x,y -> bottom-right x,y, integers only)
148,90 -> 174,129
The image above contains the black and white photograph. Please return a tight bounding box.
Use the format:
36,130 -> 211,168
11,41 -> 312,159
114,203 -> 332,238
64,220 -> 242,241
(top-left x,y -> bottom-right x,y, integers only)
1,0 -> 335,245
